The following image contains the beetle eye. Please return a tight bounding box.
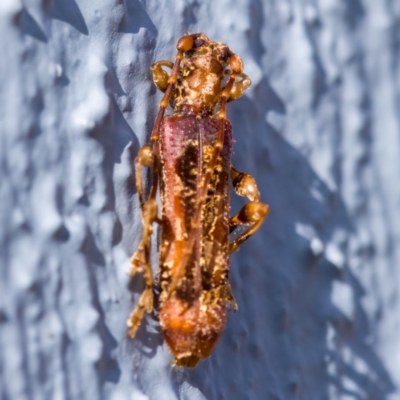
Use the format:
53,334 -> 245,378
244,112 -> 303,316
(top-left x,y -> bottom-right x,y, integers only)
221,48 -> 229,62
194,38 -> 204,48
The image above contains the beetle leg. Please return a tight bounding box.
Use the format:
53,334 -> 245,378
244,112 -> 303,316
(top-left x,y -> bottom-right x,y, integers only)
228,73 -> 251,102
151,35 -> 195,141
229,167 -> 270,253
150,61 -> 174,92
127,144 -> 158,338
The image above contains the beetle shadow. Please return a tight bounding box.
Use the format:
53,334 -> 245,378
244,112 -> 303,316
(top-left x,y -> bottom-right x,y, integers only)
106,67 -> 166,360
127,278 -> 163,359
183,94 -> 396,399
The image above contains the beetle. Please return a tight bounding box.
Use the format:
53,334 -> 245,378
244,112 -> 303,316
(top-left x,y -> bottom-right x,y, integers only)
127,33 -> 269,367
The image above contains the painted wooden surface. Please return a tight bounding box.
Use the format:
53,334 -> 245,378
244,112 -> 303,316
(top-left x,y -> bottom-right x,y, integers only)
0,0 -> 399,398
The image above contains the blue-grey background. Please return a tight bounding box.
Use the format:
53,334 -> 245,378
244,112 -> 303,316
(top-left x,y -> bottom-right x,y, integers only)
1,0 -> 399,399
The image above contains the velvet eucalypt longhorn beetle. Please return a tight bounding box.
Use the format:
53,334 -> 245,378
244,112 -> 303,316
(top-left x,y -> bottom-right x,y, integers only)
127,33 -> 269,368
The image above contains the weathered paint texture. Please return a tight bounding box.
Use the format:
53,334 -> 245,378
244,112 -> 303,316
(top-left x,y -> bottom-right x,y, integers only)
0,0 -> 399,399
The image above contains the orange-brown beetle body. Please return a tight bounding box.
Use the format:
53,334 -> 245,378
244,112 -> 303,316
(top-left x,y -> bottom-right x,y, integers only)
128,33 -> 269,367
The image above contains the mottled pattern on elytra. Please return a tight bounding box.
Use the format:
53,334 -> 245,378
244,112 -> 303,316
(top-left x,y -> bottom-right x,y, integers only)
159,115 -> 232,300
156,114 -> 234,366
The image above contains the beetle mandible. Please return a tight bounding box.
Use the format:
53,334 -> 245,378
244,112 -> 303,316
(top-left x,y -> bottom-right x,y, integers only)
127,33 -> 270,367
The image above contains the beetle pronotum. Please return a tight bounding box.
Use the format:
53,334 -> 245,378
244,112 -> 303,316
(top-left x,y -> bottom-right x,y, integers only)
127,33 -> 269,367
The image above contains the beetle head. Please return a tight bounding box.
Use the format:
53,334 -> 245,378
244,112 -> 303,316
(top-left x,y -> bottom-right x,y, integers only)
183,33 -> 232,72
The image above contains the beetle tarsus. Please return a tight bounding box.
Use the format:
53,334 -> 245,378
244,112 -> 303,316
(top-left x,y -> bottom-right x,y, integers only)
228,73 -> 252,102
229,167 -> 270,253
127,287 -> 154,338
151,60 -> 174,92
